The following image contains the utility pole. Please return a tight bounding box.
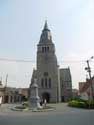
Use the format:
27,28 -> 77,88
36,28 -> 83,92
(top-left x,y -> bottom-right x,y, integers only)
5,74 -> 8,87
85,60 -> 94,100
4,74 -> 8,103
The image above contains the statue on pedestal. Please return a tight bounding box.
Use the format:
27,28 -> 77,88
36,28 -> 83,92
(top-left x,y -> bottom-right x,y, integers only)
29,79 -> 41,109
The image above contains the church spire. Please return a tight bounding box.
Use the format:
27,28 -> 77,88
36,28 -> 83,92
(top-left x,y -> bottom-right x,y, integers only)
39,21 -> 52,44
43,20 -> 49,31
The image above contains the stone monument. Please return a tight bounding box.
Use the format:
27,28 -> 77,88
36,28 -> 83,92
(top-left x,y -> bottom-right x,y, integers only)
29,79 -> 41,109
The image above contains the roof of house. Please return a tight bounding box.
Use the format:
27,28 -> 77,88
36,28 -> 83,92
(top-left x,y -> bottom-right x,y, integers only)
79,76 -> 94,93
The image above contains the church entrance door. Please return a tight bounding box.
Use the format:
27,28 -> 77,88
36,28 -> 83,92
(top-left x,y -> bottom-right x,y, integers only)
42,92 -> 50,103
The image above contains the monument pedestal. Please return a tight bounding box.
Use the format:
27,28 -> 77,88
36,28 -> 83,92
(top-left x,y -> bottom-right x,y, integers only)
29,96 -> 41,109
29,79 -> 41,109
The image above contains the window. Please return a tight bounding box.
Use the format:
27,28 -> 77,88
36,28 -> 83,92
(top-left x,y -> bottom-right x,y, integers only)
45,78 -> 47,88
44,72 -> 48,77
47,47 -> 49,52
41,78 -> 44,88
45,47 -> 46,52
42,46 -> 49,52
42,47 -> 44,52
49,78 -> 51,88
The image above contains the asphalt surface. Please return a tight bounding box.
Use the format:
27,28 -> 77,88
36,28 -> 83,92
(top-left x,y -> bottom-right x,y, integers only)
0,103 -> 94,125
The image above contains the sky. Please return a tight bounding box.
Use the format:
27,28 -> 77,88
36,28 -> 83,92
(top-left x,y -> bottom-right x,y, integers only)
0,0 -> 94,89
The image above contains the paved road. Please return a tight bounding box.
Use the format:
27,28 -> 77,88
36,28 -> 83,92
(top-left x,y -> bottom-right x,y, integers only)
0,103 -> 94,125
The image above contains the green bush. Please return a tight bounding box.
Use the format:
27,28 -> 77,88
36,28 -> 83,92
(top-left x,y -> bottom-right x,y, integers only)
68,100 -> 85,108
68,99 -> 94,109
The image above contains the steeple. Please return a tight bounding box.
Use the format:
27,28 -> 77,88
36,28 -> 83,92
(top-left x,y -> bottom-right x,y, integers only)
39,21 -> 52,44
43,20 -> 50,31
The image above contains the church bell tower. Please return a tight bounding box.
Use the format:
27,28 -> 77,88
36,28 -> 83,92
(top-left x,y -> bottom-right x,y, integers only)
37,21 -> 61,103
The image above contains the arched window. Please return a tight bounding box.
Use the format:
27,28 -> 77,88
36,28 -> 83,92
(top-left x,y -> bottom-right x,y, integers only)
42,47 -> 44,52
41,78 -> 44,88
47,47 -> 49,52
45,47 -> 46,52
44,72 -> 48,77
42,47 -> 49,52
45,78 -> 47,88
49,78 -> 51,88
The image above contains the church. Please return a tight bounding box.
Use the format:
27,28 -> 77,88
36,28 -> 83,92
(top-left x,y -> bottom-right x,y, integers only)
29,21 -> 72,103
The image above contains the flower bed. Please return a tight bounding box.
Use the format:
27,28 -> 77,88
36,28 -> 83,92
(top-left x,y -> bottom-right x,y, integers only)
11,104 -> 54,112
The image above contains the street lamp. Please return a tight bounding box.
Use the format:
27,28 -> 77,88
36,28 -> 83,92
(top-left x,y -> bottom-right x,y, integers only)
85,56 -> 94,100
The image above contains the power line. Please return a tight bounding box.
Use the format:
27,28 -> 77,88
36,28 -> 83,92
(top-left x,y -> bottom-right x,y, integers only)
0,57 -> 89,63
